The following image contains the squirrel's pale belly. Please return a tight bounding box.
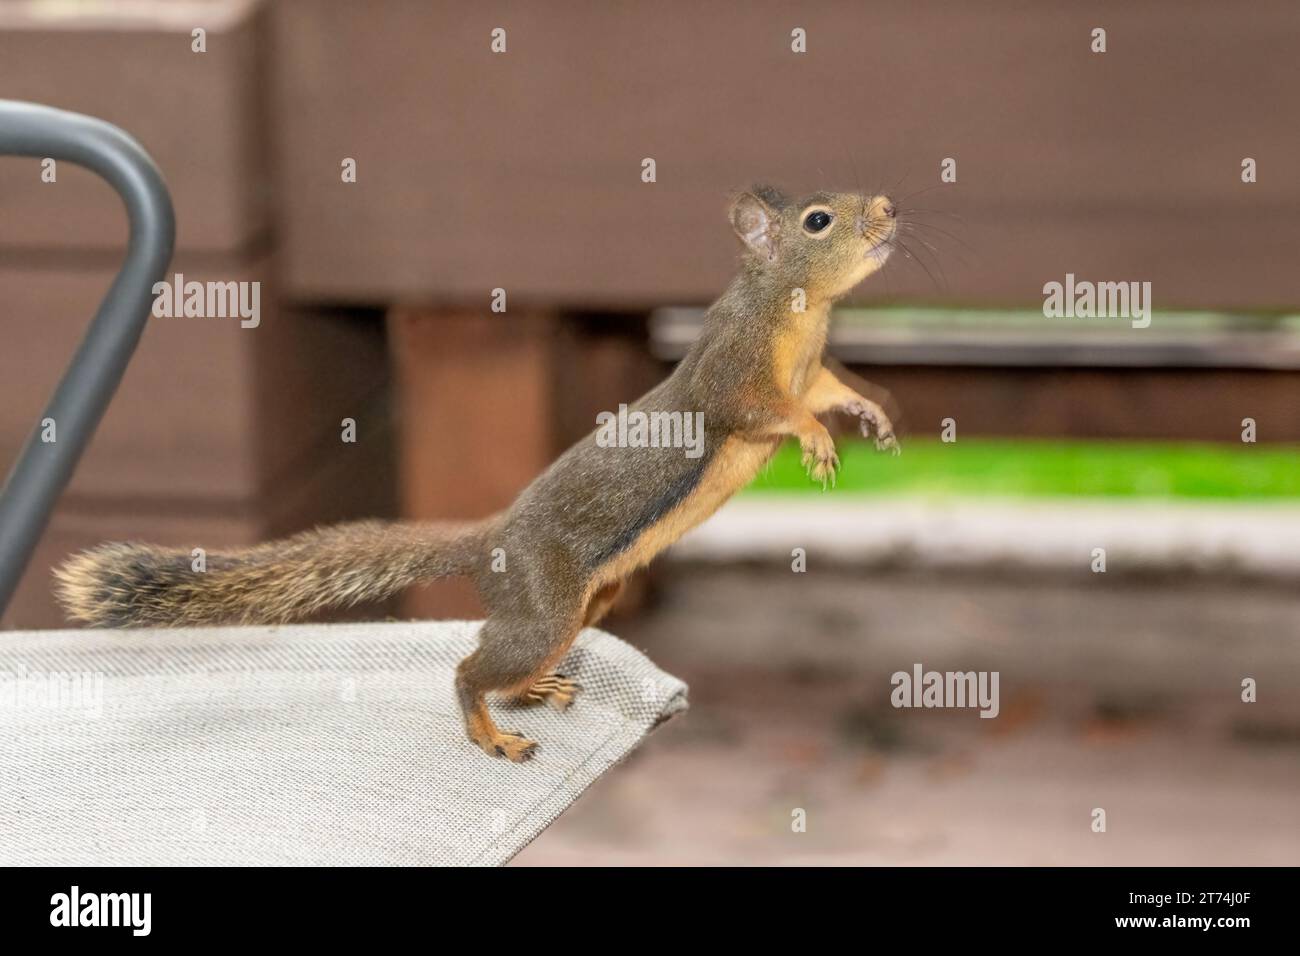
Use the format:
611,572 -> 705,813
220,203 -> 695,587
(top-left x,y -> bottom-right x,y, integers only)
592,433 -> 780,586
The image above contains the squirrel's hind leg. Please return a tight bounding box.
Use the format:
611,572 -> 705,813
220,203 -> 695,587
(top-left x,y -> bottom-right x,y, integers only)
501,580 -> 623,711
455,605 -> 587,761
582,579 -> 624,628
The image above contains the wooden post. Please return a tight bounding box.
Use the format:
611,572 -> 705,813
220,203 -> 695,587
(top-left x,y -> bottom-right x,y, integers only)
388,308 -> 558,618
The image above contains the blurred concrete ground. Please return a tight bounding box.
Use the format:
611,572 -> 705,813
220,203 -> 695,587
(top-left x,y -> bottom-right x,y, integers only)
514,563 -> 1300,866
674,498 -> 1300,577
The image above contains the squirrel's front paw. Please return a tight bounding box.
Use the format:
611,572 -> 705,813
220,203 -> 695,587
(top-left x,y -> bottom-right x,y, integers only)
846,400 -> 901,456
870,426 -> 901,456
800,425 -> 839,488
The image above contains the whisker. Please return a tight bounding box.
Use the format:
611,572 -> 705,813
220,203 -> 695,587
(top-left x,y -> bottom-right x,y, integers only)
897,227 -> 945,259
884,165 -> 913,202
891,235 -> 946,292
894,183 -> 949,205
900,206 -> 967,223
897,219 -> 978,259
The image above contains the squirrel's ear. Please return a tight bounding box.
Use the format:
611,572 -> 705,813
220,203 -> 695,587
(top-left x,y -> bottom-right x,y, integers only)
729,191 -> 780,263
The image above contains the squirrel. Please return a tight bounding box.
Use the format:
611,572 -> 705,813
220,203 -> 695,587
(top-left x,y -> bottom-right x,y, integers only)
55,184 -> 903,762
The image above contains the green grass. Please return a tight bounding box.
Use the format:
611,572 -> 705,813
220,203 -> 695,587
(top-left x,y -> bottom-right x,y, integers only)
743,438 -> 1300,500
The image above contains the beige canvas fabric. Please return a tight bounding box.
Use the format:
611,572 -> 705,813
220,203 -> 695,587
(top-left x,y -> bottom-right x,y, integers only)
0,620 -> 687,866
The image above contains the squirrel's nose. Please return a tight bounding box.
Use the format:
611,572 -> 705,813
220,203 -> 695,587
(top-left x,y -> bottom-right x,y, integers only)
882,201 -> 897,219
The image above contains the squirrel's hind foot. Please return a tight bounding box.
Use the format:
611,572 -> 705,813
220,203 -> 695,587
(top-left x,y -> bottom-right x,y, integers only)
480,729 -> 539,762
465,700 -> 540,762
510,673 -> 580,711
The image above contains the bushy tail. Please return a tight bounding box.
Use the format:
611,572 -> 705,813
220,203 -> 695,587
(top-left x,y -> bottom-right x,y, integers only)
53,519 -> 487,628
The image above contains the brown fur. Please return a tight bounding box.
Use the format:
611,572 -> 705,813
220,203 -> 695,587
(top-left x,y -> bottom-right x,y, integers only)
54,184 -> 904,762
55,520 -> 485,628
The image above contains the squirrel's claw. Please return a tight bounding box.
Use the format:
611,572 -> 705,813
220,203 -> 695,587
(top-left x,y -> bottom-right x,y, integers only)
489,733 -> 538,762
802,444 -> 839,489
854,406 -> 900,456
511,673 -> 581,711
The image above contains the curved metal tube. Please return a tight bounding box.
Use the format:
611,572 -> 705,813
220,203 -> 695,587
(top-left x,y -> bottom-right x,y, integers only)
0,101 -> 176,616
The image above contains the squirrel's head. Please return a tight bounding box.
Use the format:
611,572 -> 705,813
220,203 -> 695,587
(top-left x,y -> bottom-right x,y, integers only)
728,185 -> 897,299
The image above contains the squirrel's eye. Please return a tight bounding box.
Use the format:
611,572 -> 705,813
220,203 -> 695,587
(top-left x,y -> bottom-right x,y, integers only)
803,210 -> 833,233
